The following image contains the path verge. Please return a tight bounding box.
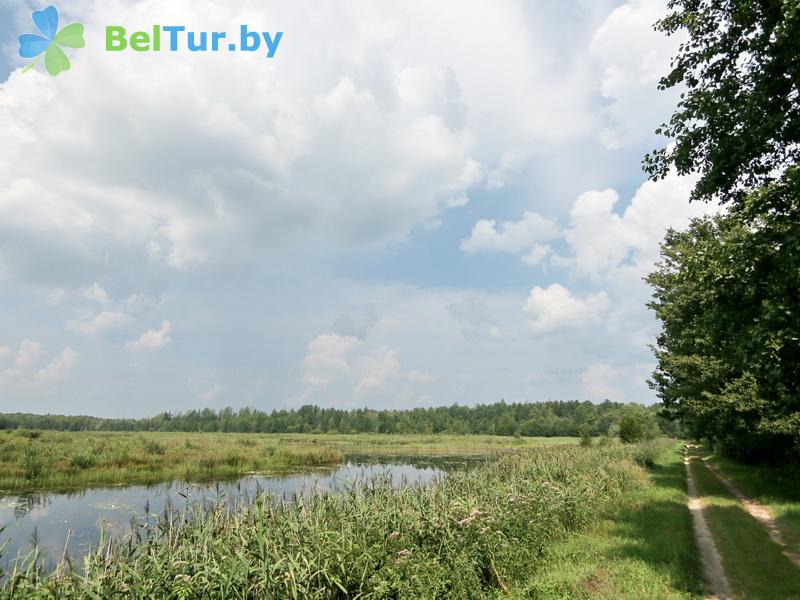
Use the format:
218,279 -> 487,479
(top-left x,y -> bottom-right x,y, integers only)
684,445 -> 732,600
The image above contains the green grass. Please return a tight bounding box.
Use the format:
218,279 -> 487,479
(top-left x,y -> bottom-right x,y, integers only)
514,441 -> 704,599
1,443 -> 647,598
0,430 -> 575,492
705,452 -> 800,554
687,449 -> 800,599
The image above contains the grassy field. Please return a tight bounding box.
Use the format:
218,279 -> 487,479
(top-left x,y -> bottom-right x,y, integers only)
516,441 -> 704,599
686,447 -> 800,598
705,452 -> 800,553
0,430 -> 576,491
1,441 -> 658,598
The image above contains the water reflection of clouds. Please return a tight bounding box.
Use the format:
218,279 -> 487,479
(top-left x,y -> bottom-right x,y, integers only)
0,461 -> 447,577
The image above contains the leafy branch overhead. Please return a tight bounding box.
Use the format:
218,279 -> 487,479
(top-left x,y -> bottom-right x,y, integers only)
644,0 -> 800,206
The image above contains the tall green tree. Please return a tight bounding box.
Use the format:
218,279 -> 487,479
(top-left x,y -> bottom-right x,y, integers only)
644,0 -> 800,206
646,0 -> 800,459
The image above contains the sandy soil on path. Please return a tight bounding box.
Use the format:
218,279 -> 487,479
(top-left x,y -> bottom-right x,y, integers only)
684,445 -> 732,600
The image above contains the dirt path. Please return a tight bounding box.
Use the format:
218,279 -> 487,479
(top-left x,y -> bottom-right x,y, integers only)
684,446 -> 732,600
702,457 -> 800,569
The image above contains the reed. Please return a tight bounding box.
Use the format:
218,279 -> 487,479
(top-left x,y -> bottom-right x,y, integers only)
1,443 -> 648,598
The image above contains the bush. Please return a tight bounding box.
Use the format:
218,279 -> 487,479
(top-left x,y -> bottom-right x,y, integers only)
69,449 -> 96,470
224,452 -> 242,467
22,443 -> 44,480
141,439 -> 166,456
579,425 -> 592,447
631,439 -> 673,468
618,414 -> 646,444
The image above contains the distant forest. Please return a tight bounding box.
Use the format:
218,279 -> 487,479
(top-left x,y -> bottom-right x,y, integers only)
0,400 -> 677,437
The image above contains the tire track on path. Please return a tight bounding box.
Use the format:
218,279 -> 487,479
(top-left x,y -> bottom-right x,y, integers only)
684,445 -> 732,600
702,457 -> 800,570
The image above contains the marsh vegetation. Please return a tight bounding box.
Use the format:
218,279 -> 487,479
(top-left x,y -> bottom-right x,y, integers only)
1,441 -> 673,598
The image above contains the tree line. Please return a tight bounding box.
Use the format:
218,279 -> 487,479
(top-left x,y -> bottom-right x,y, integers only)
646,0 -> 799,461
0,400 -> 672,438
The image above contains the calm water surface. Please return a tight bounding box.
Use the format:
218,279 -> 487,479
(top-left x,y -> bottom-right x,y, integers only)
0,455 -> 477,575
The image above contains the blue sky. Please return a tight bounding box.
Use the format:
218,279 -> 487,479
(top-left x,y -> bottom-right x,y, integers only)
0,0 -> 717,417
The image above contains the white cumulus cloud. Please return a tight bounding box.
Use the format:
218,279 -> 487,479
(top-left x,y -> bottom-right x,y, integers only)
36,348 -> 79,382
524,284 -> 609,335
66,310 -> 128,335
126,321 -> 172,351
461,211 -> 559,256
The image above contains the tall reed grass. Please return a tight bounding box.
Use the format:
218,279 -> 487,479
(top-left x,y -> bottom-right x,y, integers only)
2,443 -> 651,598
0,430 -> 344,491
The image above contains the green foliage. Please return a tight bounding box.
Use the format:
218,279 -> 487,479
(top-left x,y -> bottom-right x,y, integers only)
2,445 -> 649,598
0,400 -> 672,438
23,443 -> 44,481
619,415 -> 646,444
648,173 -> 800,459
68,449 -> 96,470
14,429 -> 42,439
644,0 -> 800,206
141,439 -> 166,455
578,425 -> 592,447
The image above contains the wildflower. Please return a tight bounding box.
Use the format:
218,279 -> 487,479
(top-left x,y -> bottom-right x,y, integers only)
457,509 -> 481,526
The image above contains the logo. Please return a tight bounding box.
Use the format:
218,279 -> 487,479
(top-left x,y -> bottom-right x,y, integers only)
18,5 -> 85,76
104,26 -> 283,58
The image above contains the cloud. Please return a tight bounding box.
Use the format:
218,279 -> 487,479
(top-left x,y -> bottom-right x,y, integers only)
355,348 -> 401,398
461,211 -> 558,256
84,283 -> 110,305
559,172 -> 716,281
66,310 -> 128,335
35,348 -> 78,382
200,383 -> 223,405
14,340 -> 44,372
447,295 -> 503,340
126,321 -> 172,351
580,362 -> 620,401
522,243 -> 553,266
333,305 -> 378,340
408,370 -> 435,384
590,0 -> 685,148
301,333 -> 360,393
0,341 -> 76,385
0,0 -> 618,290
524,284 -> 609,335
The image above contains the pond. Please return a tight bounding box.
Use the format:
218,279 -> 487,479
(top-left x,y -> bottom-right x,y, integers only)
0,455 -> 479,576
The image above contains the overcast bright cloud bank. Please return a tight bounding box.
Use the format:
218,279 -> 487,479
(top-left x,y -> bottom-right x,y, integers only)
0,0 -> 716,417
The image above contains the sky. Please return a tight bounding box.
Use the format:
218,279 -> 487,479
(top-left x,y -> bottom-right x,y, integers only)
0,0 -> 718,417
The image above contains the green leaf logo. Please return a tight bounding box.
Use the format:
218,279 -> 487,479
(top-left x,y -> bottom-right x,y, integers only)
18,6 -> 85,76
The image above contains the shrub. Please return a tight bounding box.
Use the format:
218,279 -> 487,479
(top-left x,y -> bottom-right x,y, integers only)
631,438 -> 673,468
619,414 -> 646,444
579,425 -> 592,447
69,449 -> 96,470
22,444 -> 44,480
224,452 -> 242,467
141,439 -> 166,456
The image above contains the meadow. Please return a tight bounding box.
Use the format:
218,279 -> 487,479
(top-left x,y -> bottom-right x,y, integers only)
1,440 -> 675,598
0,429 -> 574,491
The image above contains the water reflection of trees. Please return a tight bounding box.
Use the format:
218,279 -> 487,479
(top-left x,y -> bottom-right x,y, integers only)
12,494 -> 52,519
